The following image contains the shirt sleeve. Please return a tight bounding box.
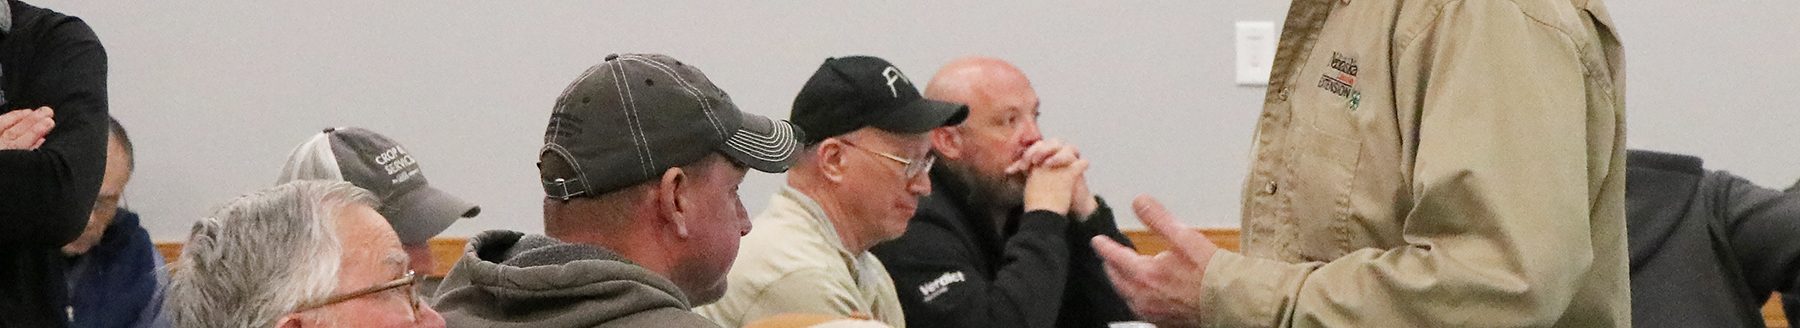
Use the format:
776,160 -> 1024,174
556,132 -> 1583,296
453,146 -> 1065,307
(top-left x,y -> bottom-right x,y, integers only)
0,16 -> 109,246
1200,1 -> 1618,326
876,210 -> 1070,328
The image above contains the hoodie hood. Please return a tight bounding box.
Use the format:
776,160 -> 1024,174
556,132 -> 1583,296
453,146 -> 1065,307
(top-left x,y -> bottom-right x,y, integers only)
432,230 -> 716,328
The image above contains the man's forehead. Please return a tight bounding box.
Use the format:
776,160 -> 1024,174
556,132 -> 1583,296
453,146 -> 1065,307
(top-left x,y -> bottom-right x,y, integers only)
381,250 -> 409,270
104,138 -> 133,177
965,85 -> 1036,114
717,158 -> 750,184
338,205 -> 404,254
336,207 -> 411,277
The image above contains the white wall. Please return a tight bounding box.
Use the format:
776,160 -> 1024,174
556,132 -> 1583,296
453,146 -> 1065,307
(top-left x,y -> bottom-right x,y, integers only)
1611,1 -> 1800,187
26,1 -> 1798,242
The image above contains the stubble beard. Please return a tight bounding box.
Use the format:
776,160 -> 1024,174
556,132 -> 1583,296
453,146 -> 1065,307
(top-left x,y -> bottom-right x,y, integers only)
941,158 -> 1026,214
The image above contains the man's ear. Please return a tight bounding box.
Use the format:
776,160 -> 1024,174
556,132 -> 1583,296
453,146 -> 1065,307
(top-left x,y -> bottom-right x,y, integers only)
930,127 -> 964,160
276,314 -> 304,328
817,140 -> 848,183
655,167 -> 691,238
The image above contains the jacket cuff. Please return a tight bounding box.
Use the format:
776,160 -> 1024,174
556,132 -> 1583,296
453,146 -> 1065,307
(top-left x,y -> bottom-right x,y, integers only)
1021,209 -> 1072,233
1078,196 -> 1115,226
1201,250 -> 1314,327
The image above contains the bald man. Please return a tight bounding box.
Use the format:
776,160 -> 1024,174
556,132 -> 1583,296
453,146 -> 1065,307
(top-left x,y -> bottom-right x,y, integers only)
869,57 -> 1136,328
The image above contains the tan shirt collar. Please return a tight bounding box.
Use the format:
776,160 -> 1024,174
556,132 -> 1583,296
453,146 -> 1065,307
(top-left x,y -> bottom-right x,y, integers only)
777,186 -> 862,269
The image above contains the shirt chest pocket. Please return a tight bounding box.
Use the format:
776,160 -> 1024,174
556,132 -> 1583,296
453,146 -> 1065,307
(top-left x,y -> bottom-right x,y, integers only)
1281,60 -> 1365,258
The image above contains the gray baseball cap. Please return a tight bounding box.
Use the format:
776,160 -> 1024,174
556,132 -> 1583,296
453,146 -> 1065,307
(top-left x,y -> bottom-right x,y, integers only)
277,127 -> 481,245
540,53 -> 802,200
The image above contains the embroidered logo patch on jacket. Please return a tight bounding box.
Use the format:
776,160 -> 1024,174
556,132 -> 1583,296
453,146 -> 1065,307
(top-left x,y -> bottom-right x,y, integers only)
1317,52 -> 1362,111
918,271 -> 966,302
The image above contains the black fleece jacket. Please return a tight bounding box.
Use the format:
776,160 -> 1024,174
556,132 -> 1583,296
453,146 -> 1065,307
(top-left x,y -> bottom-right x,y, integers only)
870,167 -> 1137,328
0,1 -> 109,327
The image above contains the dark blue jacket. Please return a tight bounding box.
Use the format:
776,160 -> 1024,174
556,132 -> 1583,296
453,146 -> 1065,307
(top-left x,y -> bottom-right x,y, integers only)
65,209 -> 167,328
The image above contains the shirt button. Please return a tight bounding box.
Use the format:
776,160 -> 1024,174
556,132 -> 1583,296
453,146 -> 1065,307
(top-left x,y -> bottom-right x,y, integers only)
1276,88 -> 1292,101
1263,181 -> 1279,195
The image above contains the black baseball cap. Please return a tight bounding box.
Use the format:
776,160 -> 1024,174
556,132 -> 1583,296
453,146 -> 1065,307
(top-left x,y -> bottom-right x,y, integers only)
792,56 -> 967,144
540,53 -> 803,200
277,127 -> 481,245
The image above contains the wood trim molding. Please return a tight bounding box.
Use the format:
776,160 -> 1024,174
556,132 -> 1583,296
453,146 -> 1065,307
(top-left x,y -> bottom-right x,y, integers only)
155,238 -> 470,277
1123,228 -> 1240,255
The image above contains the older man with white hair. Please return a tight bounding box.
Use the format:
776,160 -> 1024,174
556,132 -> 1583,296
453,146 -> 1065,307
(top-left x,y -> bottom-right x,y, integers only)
165,180 -> 445,328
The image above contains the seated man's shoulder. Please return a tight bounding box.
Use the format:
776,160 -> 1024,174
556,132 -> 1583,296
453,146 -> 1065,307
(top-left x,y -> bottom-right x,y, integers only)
9,2 -> 101,41
602,307 -> 722,328
700,267 -> 860,327
1403,0 -> 1598,33
878,197 -> 967,249
914,193 -> 962,221
870,223 -> 969,267
736,212 -> 845,275
889,194 -> 973,242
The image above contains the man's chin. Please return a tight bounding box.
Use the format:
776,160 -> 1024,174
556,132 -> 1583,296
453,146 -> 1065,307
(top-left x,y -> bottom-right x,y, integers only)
691,282 -> 728,306
978,177 -> 1027,210
992,176 -> 1026,207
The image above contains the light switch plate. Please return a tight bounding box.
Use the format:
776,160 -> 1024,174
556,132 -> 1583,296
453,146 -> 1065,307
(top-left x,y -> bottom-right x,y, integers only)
1235,21 -> 1277,86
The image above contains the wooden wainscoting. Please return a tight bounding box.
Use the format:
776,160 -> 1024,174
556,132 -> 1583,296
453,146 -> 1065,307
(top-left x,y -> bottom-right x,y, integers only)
1120,228 -> 1788,328
155,238 -> 470,277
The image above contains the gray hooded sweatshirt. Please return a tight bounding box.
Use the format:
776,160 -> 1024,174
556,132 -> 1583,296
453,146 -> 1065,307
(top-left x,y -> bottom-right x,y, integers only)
432,230 -> 719,328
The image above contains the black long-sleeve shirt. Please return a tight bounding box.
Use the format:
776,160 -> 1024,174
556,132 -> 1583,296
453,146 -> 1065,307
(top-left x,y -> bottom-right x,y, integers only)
0,1 -> 109,327
870,168 -> 1136,328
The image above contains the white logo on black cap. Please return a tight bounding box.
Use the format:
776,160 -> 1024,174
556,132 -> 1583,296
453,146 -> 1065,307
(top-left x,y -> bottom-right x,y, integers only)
882,66 -> 911,98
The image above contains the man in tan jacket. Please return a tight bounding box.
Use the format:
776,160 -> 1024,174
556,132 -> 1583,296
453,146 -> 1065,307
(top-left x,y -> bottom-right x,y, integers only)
695,56 -> 969,327
1092,0 -> 1630,327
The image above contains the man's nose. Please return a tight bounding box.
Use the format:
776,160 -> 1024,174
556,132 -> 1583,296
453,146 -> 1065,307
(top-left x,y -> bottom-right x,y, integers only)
737,203 -> 753,236
1018,120 -> 1043,145
907,172 -> 932,196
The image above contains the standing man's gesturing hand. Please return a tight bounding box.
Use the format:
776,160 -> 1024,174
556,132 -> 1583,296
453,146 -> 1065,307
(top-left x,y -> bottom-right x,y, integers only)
1092,195 -> 1219,328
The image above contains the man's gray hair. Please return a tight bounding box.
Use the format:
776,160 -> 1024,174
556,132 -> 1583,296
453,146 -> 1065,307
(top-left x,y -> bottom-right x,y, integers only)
166,180 -> 380,328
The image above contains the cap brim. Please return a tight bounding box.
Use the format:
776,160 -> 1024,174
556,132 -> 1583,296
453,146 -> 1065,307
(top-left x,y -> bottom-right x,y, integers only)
867,98 -> 969,134
719,111 -> 803,173
383,186 -> 480,245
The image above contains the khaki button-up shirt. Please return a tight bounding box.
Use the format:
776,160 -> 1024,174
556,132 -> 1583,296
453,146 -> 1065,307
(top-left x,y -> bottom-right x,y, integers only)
1201,0 -> 1630,326
696,187 -> 906,327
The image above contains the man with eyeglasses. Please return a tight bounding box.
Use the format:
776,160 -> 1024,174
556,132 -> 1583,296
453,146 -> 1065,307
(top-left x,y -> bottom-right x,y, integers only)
696,56 -> 967,328
166,180 -> 444,328
869,56 -> 1138,328
275,126 -> 482,294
